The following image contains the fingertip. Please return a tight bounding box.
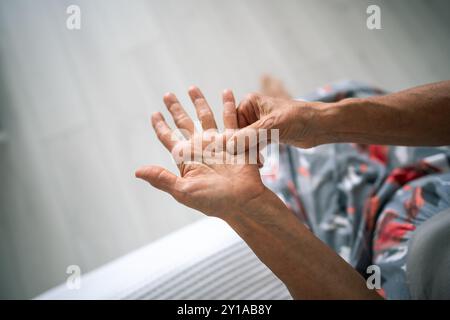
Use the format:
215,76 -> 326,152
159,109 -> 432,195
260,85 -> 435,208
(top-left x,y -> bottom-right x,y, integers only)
151,111 -> 163,122
135,166 -> 148,179
188,85 -> 198,92
223,88 -> 231,95
222,88 -> 234,101
188,86 -> 203,101
135,165 -> 161,181
163,92 -> 177,104
188,86 -> 199,97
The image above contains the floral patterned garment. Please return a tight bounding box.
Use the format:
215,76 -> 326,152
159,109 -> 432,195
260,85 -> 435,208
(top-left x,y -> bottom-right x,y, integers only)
262,80 -> 450,299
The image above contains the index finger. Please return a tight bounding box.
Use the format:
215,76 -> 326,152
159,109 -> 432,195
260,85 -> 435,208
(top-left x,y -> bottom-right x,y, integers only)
151,112 -> 178,151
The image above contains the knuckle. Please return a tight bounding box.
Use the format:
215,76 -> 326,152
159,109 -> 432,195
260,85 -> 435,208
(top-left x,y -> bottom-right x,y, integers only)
260,114 -> 276,129
174,182 -> 190,201
194,97 -> 207,105
198,109 -> 213,119
168,103 -> 180,113
174,114 -> 190,126
246,92 -> 260,101
156,130 -> 165,140
223,108 -> 236,117
155,169 -> 167,182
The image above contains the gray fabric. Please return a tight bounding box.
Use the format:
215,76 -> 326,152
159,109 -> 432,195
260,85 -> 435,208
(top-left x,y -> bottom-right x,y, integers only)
407,209 -> 450,299
263,80 -> 450,299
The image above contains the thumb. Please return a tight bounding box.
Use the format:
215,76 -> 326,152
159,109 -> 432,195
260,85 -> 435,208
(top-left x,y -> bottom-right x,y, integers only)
135,165 -> 179,195
226,116 -> 274,154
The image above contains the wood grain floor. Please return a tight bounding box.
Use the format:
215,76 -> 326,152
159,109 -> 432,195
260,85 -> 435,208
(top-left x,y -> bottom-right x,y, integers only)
0,0 -> 449,298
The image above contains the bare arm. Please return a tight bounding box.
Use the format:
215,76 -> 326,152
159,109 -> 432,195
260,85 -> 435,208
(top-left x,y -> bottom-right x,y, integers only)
228,188 -> 381,299
233,80 -> 450,148
317,81 -> 450,146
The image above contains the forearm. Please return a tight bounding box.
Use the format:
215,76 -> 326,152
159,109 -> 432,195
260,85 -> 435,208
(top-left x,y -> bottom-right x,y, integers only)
314,81 -> 450,146
225,188 -> 381,299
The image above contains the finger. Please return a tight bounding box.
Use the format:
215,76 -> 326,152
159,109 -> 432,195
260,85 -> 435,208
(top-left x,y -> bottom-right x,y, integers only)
163,92 -> 195,138
151,112 -> 178,151
222,89 -> 238,129
236,99 -> 250,128
226,116 -> 274,154
236,93 -> 262,128
135,165 -> 179,196
237,109 -> 249,129
188,86 -> 218,130
226,122 -> 259,155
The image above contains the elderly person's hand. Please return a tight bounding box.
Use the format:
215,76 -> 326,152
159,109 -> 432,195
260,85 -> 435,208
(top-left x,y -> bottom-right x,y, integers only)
231,93 -> 326,149
136,86 -> 382,300
135,87 -> 267,220
233,80 -> 450,148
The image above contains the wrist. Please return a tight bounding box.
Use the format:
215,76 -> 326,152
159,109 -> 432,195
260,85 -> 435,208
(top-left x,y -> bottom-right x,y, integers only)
312,97 -> 365,145
224,187 -> 298,235
225,186 -> 292,228
283,100 -> 324,148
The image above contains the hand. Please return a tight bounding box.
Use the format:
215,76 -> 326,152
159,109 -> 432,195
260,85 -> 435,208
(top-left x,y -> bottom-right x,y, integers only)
231,93 -> 325,149
135,87 -> 267,220
135,87 -> 382,301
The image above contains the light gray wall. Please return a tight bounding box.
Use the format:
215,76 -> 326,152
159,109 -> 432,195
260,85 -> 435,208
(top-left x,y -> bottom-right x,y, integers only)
0,0 -> 449,299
